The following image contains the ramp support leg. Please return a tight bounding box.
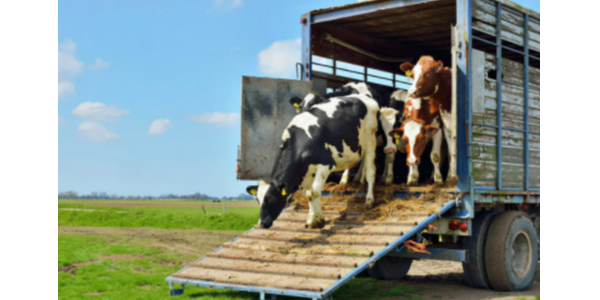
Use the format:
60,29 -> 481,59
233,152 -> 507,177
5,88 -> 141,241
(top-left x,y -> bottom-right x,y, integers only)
169,282 -> 184,296
260,292 -> 276,300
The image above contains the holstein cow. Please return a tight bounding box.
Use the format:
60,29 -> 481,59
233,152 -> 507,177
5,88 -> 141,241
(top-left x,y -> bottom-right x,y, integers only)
247,92 -> 380,229
289,82 -> 406,185
390,55 -> 457,184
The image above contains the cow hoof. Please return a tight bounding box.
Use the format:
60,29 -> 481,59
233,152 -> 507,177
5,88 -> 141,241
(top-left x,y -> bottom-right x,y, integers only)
365,198 -> 375,208
446,175 -> 459,185
306,218 -> 326,229
434,173 -> 444,185
384,176 -> 393,185
407,180 -> 418,186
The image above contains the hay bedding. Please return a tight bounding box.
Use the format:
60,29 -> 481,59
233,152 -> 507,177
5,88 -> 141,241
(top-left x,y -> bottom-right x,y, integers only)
291,182 -> 455,221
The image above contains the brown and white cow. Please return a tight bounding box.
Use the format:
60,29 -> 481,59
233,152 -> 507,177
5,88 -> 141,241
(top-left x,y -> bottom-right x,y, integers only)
390,55 -> 457,184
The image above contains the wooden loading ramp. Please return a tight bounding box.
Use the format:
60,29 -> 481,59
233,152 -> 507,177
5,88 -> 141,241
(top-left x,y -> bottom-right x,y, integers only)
166,199 -> 457,299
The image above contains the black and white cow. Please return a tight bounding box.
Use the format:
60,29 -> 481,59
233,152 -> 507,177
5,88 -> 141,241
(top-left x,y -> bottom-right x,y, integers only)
247,92 -> 380,229
289,82 -> 408,185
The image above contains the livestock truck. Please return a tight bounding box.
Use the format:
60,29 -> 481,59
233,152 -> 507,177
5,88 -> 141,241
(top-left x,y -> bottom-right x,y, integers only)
167,0 -> 540,298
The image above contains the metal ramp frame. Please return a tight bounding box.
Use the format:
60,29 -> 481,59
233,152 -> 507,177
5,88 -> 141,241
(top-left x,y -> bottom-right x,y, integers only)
165,198 -> 457,300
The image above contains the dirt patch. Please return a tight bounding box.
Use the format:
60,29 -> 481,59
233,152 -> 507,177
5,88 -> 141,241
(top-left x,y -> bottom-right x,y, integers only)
138,285 -> 158,290
58,265 -> 77,275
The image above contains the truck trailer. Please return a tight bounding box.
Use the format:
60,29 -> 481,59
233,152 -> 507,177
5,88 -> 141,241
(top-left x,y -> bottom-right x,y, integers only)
166,0 -> 540,298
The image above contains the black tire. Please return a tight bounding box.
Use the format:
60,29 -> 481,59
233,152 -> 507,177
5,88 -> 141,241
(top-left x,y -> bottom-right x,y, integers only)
485,211 -> 539,291
367,256 -> 413,280
462,210 -> 500,289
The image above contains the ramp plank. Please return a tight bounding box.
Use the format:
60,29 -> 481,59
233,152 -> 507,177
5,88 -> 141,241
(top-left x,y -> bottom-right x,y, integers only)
173,267 -> 337,292
262,221 -> 415,236
225,238 -> 380,257
245,229 -> 398,246
206,248 -> 364,268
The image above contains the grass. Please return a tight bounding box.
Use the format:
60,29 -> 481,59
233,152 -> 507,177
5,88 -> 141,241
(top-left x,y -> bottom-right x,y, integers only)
58,203 -> 259,231
59,200 -> 256,206
58,234 -> 422,300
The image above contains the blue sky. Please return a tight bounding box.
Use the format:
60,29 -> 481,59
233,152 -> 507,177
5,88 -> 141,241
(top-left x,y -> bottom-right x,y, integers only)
58,0 -> 540,197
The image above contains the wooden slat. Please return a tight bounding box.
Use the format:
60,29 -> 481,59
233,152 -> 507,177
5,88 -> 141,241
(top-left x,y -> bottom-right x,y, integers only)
276,210 -> 428,225
473,0 -> 540,51
192,257 -> 352,280
173,267 -> 337,292
225,237 -> 380,257
245,229 -> 398,246
207,248 -> 364,268
262,220 -> 414,236
529,166 -> 540,189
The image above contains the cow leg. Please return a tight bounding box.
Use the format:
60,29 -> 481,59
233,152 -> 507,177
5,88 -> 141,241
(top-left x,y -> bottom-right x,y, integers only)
431,129 -> 444,185
381,152 -> 395,185
364,139 -> 377,208
306,165 -> 330,229
339,169 -> 350,186
440,111 -> 458,184
353,158 -> 365,183
407,165 -> 420,186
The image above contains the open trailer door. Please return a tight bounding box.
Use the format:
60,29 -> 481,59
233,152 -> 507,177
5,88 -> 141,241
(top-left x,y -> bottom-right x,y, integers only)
238,76 -> 313,180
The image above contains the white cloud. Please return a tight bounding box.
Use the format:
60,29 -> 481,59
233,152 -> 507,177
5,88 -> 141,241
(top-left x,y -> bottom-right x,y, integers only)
58,116 -> 65,126
58,81 -> 76,98
72,101 -> 130,122
148,119 -> 172,135
258,38 -> 301,77
187,112 -> 239,125
90,58 -> 109,70
78,122 -> 119,142
232,0 -> 243,7
58,39 -> 83,99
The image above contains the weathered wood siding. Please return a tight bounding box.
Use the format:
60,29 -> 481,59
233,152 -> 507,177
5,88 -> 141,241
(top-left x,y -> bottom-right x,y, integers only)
472,52 -> 540,189
473,0 -> 540,52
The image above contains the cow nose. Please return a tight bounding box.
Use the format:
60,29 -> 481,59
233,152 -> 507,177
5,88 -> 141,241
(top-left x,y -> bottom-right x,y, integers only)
260,221 -> 273,229
407,157 -> 418,166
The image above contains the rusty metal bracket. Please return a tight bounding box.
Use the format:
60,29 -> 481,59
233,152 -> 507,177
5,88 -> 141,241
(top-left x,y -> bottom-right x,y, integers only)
404,240 -> 431,255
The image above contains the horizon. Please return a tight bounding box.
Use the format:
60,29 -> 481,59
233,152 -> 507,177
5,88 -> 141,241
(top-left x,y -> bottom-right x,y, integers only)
58,0 -> 541,197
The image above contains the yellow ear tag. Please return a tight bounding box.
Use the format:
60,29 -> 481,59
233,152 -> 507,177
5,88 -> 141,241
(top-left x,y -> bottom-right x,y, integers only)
250,189 -> 257,196
293,103 -> 300,108
394,133 -> 400,139
405,70 -> 412,78
281,188 -> 287,196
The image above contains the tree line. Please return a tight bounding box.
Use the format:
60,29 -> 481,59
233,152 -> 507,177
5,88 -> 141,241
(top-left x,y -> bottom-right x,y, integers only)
57,191 -> 255,201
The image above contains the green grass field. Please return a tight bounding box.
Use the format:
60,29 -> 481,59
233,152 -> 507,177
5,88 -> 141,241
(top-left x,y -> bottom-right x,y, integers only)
58,200 -> 538,300
58,235 -> 424,300
58,203 -> 259,231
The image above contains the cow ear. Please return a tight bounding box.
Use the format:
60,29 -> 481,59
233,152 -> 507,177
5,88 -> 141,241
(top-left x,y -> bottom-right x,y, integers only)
289,97 -> 302,108
389,128 -> 403,137
434,60 -> 444,73
246,185 -> 258,196
424,125 -> 439,135
400,62 -> 414,73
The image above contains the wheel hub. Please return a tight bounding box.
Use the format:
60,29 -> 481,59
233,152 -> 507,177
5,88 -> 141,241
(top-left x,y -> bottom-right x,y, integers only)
511,231 -> 533,278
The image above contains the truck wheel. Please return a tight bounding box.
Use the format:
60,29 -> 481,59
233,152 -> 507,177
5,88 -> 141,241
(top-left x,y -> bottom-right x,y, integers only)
462,210 -> 499,289
485,211 -> 539,291
368,256 -> 413,280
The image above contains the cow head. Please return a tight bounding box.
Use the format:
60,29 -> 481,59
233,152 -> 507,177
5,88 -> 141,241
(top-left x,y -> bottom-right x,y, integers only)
400,56 -> 444,100
246,180 -> 288,229
389,120 -> 439,166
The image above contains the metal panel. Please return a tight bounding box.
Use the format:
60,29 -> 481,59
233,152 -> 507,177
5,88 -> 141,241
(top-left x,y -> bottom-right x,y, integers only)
471,49 -> 486,114
523,14 -> 530,191
456,0 -> 473,218
388,247 -> 467,262
311,0 -> 442,24
495,1 -> 503,190
239,77 -> 313,180
302,14 -> 312,81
